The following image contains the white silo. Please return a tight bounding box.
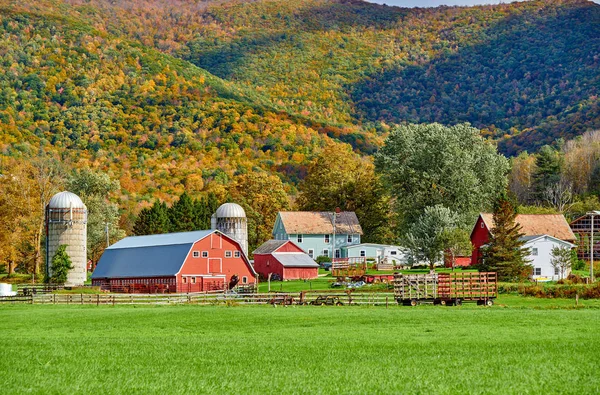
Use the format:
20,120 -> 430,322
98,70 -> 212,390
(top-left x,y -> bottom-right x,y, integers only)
211,203 -> 248,256
45,191 -> 88,286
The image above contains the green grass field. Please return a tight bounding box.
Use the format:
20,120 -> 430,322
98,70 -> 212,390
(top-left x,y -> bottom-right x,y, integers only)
1,296 -> 599,394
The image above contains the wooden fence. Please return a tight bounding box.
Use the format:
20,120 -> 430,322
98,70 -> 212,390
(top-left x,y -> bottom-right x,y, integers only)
0,291 -> 397,307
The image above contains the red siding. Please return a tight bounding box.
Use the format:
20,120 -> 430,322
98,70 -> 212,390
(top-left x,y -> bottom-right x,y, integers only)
471,216 -> 491,266
253,241 -> 318,280
178,232 -> 256,292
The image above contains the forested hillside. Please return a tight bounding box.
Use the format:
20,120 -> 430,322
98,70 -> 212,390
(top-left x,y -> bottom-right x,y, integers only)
28,0 -> 598,155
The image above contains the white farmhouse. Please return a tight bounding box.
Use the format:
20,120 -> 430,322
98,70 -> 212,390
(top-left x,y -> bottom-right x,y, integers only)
522,235 -> 576,281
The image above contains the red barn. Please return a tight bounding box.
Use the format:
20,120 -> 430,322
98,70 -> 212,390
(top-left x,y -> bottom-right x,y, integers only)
253,240 -> 319,280
471,213 -> 576,266
92,230 -> 257,293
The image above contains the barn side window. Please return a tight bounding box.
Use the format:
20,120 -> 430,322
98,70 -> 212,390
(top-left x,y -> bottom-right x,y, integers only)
183,277 -> 187,284
225,251 -> 232,258
481,222 -> 484,228
242,276 -> 248,284
193,251 -> 199,258
202,251 -> 208,258
192,277 -> 196,284
234,251 -> 240,258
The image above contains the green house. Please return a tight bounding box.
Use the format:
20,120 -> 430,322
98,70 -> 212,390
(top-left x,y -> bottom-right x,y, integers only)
272,211 -> 363,259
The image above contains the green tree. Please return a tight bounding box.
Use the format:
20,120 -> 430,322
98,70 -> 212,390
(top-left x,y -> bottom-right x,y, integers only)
297,143 -> 394,243
168,192 -> 198,232
550,246 -> 574,279
479,194 -> 531,281
404,205 -> 459,270
375,123 -> 509,230
48,245 -> 73,284
194,193 -> 220,230
133,201 -> 170,235
67,169 -> 125,265
532,145 -> 563,204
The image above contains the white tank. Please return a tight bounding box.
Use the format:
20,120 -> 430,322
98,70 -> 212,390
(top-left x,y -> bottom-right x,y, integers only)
45,191 -> 87,286
211,203 -> 248,256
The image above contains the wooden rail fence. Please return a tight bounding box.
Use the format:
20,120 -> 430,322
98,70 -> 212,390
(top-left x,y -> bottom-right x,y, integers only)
0,291 -> 397,307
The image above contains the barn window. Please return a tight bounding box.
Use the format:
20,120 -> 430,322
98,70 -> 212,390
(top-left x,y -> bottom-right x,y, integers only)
308,249 -> 314,259
234,251 -> 240,258
183,277 -> 187,284
534,268 -> 542,276
193,251 -> 199,258
225,251 -> 232,258
202,251 -> 208,258
297,234 -> 303,243
360,250 -> 366,257
347,234 -> 352,243
324,234 -> 330,243
323,249 -> 329,257
532,248 -> 538,256
242,276 -> 248,284
192,277 -> 196,284
481,222 -> 484,228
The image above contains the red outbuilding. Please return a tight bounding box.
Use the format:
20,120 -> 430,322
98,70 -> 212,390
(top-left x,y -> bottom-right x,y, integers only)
253,240 -> 319,280
470,213 -> 576,266
92,230 -> 257,293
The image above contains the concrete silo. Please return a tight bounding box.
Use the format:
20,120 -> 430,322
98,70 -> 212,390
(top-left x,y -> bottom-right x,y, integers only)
211,203 -> 248,256
45,191 -> 87,286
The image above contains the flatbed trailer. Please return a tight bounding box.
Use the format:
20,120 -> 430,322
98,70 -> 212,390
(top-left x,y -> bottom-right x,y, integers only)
394,272 -> 497,306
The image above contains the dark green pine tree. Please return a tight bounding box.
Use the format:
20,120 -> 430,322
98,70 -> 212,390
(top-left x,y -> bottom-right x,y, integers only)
194,192 -> 220,230
531,145 -> 562,204
479,193 -> 532,281
169,192 -> 198,232
48,245 -> 73,284
133,201 -> 170,235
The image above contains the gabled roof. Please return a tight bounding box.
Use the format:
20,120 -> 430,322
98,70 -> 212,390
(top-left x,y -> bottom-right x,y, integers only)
520,234 -> 576,248
107,230 -> 214,249
477,213 -> 576,242
271,253 -> 319,268
276,211 -> 363,235
252,240 -> 289,255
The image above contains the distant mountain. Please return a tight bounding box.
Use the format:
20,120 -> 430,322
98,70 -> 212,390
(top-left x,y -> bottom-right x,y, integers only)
0,0 -> 598,209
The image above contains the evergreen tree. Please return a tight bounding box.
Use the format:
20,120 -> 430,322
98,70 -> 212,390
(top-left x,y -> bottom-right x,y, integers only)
169,192 -> 198,232
532,145 -> 563,204
194,193 -> 220,230
479,194 -> 531,281
133,201 -> 170,235
48,245 -> 73,284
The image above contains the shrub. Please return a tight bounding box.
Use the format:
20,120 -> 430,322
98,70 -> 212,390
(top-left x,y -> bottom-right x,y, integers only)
315,256 -> 331,264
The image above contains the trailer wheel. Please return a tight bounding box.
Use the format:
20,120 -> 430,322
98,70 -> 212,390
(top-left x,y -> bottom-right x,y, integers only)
486,299 -> 494,307
410,299 -> 418,307
455,299 -> 462,306
440,300 -> 447,306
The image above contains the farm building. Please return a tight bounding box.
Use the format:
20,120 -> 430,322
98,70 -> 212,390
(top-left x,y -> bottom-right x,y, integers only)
570,214 -> 600,262
521,235 -> 576,281
471,213 -> 576,266
92,230 -> 257,293
253,240 -> 319,280
342,243 -> 409,267
272,211 -> 363,259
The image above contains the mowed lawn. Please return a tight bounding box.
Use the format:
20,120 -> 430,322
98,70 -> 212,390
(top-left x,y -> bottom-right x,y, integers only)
1,298 -> 599,394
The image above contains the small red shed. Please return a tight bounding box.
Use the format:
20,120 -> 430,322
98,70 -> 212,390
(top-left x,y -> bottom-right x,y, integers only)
471,213 -> 577,266
253,240 -> 319,280
92,230 -> 257,293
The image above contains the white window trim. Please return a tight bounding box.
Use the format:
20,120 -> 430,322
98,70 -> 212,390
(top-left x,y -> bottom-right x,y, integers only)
225,251 -> 232,258
347,234 -> 353,243
308,249 -> 314,259
323,249 -> 329,257
335,249 -> 341,259
242,276 -> 248,284
324,234 -> 330,243
192,251 -> 200,258
202,251 -> 208,258
532,248 -> 538,256
234,251 -> 241,258
297,234 -> 303,243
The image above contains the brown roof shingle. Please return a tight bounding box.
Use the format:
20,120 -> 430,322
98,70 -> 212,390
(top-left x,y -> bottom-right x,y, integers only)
480,213 -> 576,242
278,211 -> 363,235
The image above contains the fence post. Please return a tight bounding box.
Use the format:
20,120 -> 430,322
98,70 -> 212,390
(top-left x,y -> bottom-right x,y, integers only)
81,294 -> 83,305
386,296 -> 388,309
112,295 -> 115,306
97,294 -> 100,306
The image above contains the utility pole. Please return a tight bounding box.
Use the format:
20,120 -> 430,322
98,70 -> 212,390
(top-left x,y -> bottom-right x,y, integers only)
105,221 -> 110,248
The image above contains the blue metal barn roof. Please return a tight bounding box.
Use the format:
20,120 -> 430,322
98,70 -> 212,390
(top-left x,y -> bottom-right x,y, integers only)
92,230 -> 215,279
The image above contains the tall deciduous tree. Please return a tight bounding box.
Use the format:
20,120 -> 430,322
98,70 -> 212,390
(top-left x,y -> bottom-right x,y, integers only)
441,228 -> 473,270
375,123 -> 509,230
229,172 -> 290,254
404,205 -> 459,270
479,194 -> 531,281
297,143 -> 394,243
550,246 -> 573,279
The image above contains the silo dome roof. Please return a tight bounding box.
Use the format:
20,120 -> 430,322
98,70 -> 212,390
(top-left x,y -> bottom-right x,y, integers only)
48,191 -> 86,209
216,202 -> 246,218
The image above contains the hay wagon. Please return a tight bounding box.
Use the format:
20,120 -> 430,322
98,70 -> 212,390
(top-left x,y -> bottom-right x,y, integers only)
394,272 -> 497,306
